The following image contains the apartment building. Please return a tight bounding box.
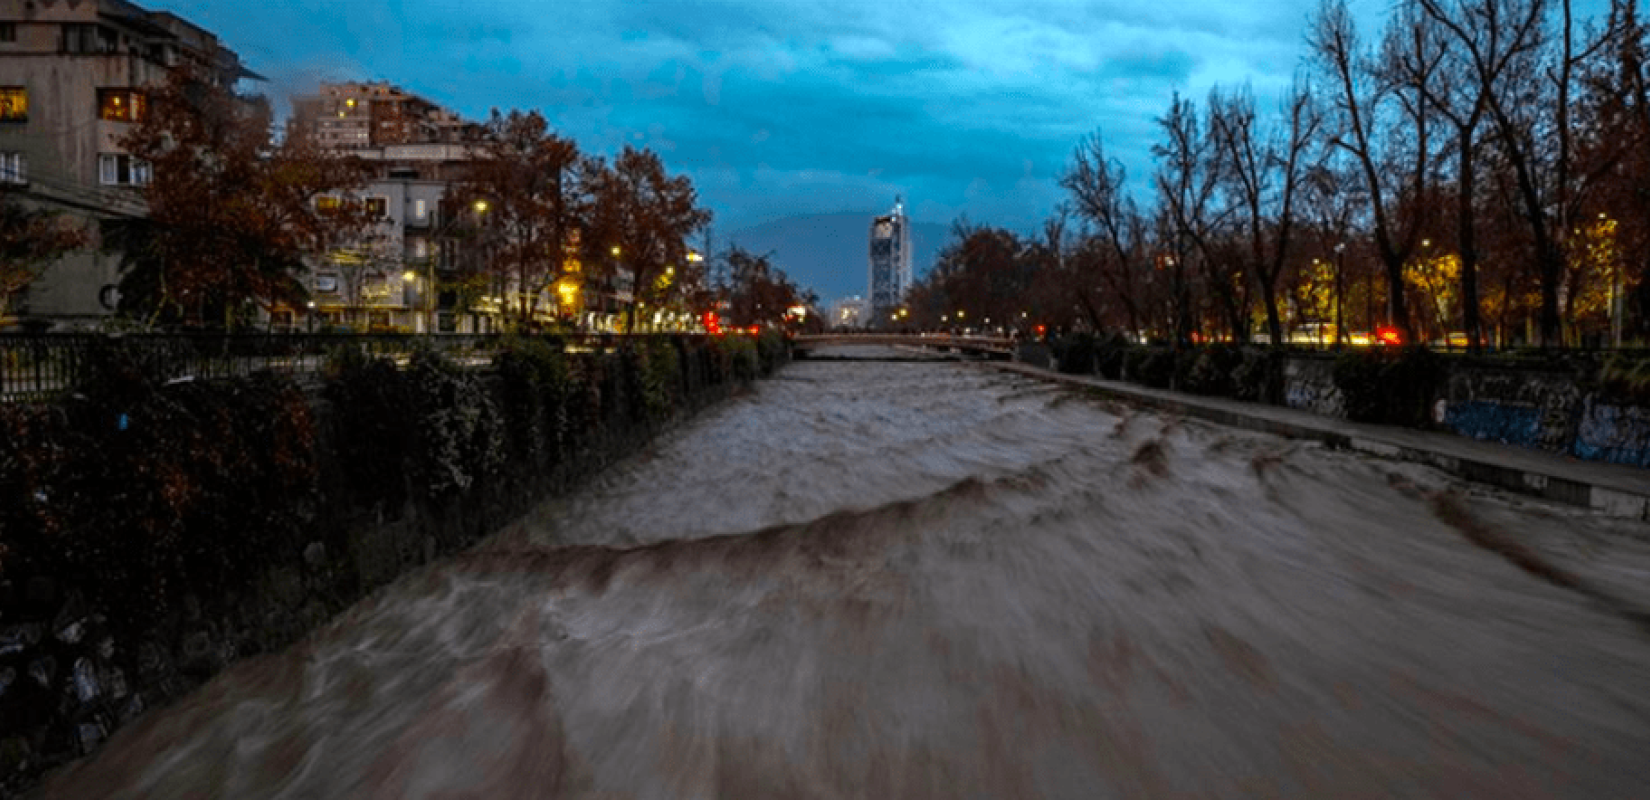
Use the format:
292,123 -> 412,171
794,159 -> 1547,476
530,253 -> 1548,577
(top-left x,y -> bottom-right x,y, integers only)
284,81 -> 498,333
289,141 -> 503,334
868,196 -> 912,328
0,0 -> 257,327
289,82 -> 621,334
289,81 -> 473,152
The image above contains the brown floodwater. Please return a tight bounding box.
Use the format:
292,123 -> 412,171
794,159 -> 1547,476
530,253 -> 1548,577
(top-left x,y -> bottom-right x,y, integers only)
40,347 -> 1650,798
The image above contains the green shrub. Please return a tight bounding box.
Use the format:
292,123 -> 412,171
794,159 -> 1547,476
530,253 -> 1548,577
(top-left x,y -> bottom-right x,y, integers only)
639,337 -> 684,421
495,336 -> 572,469
1233,348 -> 1286,404
755,330 -> 790,376
1122,348 -> 1146,384
0,339 -> 320,627
1054,332 -> 1098,375
1096,333 -> 1130,379
324,348 -> 414,508
1181,344 -> 1243,397
1333,346 -> 1445,426
407,349 -> 503,497
1129,348 -> 1175,389
1598,352 -> 1650,405
725,336 -> 760,381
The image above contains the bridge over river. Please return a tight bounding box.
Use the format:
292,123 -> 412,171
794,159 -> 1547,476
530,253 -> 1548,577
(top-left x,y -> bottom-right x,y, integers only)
792,333 -> 1015,359
41,344 -> 1650,798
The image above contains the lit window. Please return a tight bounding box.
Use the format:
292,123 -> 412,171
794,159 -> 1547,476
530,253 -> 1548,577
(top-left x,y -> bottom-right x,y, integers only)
413,198 -> 427,220
0,86 -> 26,121
314,275 -> 339,294
97,88 -> 145,122
98,153 -> 150,186
364,197 -> 387,217
0,151 -> 24,184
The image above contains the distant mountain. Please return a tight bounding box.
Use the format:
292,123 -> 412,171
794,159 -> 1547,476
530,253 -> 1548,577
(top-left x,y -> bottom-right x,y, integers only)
723,212 -> 951,306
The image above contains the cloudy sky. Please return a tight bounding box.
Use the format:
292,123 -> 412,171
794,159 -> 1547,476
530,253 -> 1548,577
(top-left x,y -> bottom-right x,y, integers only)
155,0 -> 1383,235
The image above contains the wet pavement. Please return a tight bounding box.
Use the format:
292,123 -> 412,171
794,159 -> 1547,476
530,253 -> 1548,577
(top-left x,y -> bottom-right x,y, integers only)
39,349 -> 1650,798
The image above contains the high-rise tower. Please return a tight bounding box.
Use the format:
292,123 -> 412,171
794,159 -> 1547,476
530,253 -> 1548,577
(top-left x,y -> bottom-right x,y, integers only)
868,196 -> 912,327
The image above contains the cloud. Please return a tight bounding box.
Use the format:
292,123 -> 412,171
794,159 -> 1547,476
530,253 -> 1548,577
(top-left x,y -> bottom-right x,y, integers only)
156,0 -> 1346,233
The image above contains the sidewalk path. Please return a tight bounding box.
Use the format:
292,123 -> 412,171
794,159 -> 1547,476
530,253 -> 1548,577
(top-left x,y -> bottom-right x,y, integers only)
993,361 -> 1650,519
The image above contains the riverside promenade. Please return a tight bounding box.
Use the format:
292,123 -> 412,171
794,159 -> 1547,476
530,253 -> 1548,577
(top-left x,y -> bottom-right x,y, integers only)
993,360 -> 1650,520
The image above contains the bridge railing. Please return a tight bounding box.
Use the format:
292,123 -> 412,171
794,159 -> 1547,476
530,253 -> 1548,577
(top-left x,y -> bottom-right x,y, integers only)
792,332 -> 1015,355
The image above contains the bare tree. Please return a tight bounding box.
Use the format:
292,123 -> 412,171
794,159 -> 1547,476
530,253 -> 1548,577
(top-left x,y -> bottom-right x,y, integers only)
1416,0 -> 1562,346
1061,132 -> 1145,334
1576,0 -> 1650,341
1208,79 -> 1323,346
1311,0 -> 1440,340
1154,92 -> 1229,344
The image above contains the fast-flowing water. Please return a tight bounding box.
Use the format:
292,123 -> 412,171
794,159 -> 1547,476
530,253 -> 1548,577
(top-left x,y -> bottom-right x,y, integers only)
41,347 -> 1650,798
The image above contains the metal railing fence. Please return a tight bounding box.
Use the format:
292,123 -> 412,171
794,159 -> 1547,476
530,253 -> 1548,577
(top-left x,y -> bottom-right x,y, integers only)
0,332 -> 714,403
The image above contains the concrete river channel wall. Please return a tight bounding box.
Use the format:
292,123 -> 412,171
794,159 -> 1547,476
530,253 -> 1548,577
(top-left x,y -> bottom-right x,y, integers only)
1279,352 -> 1650,466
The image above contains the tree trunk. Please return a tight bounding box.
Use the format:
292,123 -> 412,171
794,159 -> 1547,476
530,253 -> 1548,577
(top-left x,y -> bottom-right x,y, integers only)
1457,128 -> 1482,353
1263,290 -> 1283,349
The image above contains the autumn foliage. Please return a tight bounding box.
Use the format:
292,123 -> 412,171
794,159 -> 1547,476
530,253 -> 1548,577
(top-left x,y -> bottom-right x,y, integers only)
113,67 -> 376,329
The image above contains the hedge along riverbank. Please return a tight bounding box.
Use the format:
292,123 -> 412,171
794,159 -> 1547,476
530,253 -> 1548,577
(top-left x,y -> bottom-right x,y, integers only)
0,331 -> 790,797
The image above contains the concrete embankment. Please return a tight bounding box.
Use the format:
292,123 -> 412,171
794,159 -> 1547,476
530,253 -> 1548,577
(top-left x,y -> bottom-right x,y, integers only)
994,360 -> 1650,519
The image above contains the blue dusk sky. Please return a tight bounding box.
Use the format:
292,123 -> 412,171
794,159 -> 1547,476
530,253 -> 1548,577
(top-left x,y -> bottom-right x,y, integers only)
152,0 -> 1386,235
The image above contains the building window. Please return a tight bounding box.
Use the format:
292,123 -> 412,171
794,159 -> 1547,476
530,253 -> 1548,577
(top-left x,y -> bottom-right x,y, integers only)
0,87 -> 26,121
413,198 -> 427,220
97,89 -> 145,122
316,196 -> 342,214
363,196 -> 387,218
61,23 -> 115,54
0,152 -> 24,184
98,153 -> 151,186
314,275 -> 339,294
0,23 -> 16,43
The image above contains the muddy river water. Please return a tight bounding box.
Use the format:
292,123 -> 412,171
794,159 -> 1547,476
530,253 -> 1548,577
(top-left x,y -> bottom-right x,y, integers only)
40,348 -> 1650,798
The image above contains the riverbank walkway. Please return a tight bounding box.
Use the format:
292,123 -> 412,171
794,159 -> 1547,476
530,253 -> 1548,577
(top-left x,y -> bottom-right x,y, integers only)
994,360 -> 1650,520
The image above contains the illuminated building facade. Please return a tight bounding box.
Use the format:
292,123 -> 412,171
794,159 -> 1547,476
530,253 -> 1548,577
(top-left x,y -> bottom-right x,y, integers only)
0,0 -> 258,327
868,196 -> 911,327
